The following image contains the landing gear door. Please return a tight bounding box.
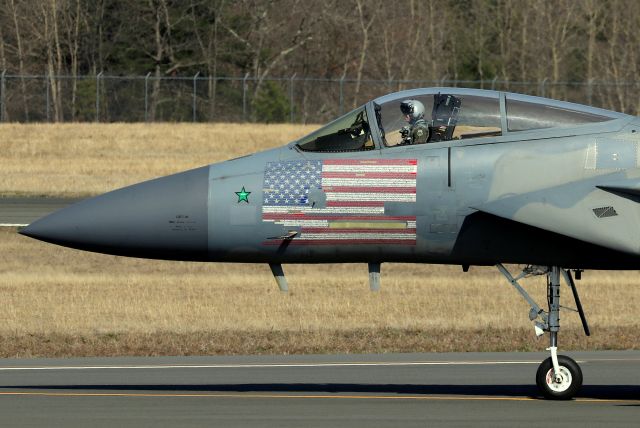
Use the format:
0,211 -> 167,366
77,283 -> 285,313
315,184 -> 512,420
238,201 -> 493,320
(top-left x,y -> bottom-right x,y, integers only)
419,147 -> 458,254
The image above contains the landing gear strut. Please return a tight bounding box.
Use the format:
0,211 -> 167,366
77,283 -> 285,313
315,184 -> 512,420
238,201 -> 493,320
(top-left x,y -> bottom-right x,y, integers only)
497,264 -> 589,400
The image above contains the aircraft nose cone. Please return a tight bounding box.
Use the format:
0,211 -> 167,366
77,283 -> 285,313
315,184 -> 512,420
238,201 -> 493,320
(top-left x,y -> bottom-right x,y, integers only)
20,166 -> 210,260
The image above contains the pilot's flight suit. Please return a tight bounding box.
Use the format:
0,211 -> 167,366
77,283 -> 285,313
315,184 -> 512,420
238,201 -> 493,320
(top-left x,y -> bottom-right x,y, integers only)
410,118 -> 429,144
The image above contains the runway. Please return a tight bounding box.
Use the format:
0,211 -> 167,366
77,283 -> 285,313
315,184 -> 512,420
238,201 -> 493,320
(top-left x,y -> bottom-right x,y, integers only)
1,352 -> 639,427
0,197 -> 80,226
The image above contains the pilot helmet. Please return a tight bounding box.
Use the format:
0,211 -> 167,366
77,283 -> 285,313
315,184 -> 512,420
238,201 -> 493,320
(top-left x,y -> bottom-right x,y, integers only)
400,99 -> 425,122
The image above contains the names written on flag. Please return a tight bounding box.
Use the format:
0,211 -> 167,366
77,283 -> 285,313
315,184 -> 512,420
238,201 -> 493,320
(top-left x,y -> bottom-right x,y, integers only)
262,159 -> 417,245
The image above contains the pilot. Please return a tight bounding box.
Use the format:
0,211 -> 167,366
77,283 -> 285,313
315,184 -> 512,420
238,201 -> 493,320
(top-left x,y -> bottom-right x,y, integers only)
399,99 -> 429,145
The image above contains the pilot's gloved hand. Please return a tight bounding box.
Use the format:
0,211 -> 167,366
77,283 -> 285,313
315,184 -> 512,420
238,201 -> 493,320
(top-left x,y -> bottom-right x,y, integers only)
399,126 -> 411,145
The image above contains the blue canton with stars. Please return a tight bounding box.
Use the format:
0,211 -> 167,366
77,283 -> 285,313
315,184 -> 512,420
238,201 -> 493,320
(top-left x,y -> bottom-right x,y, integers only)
263,160 -> 322,206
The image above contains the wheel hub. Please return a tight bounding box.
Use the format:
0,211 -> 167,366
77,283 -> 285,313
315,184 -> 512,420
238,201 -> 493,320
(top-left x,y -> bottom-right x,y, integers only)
546,366 -> 572,392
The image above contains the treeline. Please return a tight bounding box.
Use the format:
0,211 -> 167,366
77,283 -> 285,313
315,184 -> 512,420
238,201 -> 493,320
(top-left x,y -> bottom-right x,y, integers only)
1,0 -> 640,121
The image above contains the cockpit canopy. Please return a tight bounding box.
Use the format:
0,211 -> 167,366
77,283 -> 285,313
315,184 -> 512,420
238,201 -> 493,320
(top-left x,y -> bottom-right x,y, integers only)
295,88 -> 627,152
377,92 -> 502,146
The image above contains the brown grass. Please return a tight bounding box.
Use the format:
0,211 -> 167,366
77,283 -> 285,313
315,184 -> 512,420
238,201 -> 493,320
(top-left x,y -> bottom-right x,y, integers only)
1,228 -> 639,357
0,123 -> 318,197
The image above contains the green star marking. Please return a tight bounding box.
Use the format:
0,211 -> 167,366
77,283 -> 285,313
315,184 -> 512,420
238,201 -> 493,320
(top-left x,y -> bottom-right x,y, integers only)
235,186 -> 251,203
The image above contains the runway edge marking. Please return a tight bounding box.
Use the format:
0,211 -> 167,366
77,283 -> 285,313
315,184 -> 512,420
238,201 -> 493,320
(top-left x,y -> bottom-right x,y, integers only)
0,360 -> 554,371
0,391 -> 636,404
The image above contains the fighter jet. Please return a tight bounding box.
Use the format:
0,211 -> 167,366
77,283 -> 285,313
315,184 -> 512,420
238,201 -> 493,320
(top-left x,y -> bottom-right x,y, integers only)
20,87 -> 640,400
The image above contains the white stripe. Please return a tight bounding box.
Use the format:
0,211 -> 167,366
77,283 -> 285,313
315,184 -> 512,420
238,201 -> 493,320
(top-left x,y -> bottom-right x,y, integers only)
275,220 -> 330,227
0,360 -> 547,371
300,233 -> 416,240
322,165 -> 417,173
326,193 -> 416,202
0,223 -> 27,227
263,206 -> 384,215
407,221 -> 417,228
322,178 -> 416,187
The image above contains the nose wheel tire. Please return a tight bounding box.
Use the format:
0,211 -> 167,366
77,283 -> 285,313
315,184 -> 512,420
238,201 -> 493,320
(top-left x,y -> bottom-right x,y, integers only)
536,355 -> 582,400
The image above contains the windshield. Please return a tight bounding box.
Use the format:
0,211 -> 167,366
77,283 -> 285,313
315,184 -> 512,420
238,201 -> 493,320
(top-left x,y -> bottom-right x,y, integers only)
296,107 -> 374,152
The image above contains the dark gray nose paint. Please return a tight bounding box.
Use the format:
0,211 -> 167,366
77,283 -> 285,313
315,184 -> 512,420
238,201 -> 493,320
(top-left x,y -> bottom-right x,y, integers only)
20,166 -> 210,261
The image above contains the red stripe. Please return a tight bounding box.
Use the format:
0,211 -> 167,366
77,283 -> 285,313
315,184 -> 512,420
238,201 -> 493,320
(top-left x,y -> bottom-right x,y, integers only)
263,239 -> 417,246
301,228 -> 416,234
262,214 -> 416,221
323,159 -> 417,165
322,186 -> 416,193
326,201 -> 384,207
322,172 -> 416,179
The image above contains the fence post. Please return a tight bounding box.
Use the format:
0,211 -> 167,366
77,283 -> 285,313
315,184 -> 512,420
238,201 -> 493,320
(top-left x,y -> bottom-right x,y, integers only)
210,73 -> 216,122
193,72 -> 200,122
96,71 -> 103,122
587,78 -> 594,105
339,75 -> 345,115
144,72 -> 151,122
289,73 -> 296,123
242,72 -> 249,122
45,70 -> 50,122
491,76 -> 498,91
0,70 -> 5,122
539,78 -> 548,98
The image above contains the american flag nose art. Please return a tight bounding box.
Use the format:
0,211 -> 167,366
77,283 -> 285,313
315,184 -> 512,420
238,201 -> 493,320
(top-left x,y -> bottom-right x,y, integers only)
262,159 -> 417,245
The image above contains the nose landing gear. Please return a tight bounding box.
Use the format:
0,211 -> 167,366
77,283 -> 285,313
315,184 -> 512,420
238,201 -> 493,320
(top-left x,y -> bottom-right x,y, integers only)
536,354 -> 583,400
497,264 -> 589,400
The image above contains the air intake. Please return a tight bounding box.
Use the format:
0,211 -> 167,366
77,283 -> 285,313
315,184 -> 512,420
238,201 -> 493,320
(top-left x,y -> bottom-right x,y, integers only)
592,206 -> 618,218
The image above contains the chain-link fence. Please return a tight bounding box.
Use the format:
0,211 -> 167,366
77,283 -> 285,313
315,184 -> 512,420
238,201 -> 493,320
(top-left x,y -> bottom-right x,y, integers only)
2,72 -> 640,124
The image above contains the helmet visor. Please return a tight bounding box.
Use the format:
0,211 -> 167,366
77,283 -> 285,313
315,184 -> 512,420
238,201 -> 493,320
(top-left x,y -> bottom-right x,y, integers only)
400,102 -> 413,116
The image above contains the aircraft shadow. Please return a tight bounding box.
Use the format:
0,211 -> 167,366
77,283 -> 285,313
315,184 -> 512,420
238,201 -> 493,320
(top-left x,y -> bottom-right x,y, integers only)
3,383 -> 639,400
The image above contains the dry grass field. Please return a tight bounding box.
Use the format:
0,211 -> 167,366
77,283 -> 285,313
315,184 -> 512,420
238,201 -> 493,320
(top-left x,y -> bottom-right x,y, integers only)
1,227 -> 639,357
1,123 -> 639,357
0,123 -> 317,197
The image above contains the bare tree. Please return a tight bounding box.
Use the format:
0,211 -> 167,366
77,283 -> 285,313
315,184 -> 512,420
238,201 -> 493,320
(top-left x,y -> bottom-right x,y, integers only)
145,0 -> 169,120
549,1 -> 576,98
94,0 -> 106,73
606,2 -> 625,110
0,24 -> 6,71
49,0 -> 65,122
600,0 -> 640,113
7,0 -> 30,119
0,23 -> 7,120
584,0 -> 603,85
352,0 -> 379,106
471,1 -> 491,86
374,1 -> 425,91
518,6 -> 529,83
495,0 -> 518,86
190,0 -> 226,120
220,0 -> 315,111
60,0 -> 86,120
